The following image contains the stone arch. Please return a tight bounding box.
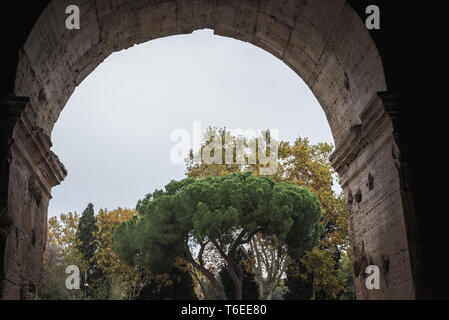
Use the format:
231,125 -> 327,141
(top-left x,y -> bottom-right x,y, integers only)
14,0 -> 386,146
1,0 -> 419,299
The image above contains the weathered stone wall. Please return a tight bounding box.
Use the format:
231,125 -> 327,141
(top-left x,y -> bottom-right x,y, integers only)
14,0 -> 386,146
330,94 -> 416,299
1,0 -> 420,300
0,98 -> 66,299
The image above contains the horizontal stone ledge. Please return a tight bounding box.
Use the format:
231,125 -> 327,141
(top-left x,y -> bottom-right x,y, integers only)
4,97 -> 67,194
330,91 -> 394,177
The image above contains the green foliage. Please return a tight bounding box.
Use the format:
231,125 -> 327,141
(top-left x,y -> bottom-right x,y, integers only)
110,216 -> 141,267
283,258 -> 313,300
93,208 -> 148,300
40,129 -> 351,300
136,262 -> 197,300
338,253 -> 355,300
38,213 -> 86,300
113,172 -> 322,300
76,203 -> 97,261
41,208 -> 152,300
186,130 -> 352,299
75,203 -> 112,299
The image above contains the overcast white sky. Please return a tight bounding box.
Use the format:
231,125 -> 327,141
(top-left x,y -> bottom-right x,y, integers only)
48,29 -> 334,218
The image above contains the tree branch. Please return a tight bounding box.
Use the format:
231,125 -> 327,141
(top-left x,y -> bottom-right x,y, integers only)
212,239 -> 228,261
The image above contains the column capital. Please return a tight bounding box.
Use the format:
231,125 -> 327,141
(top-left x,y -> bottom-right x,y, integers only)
330,92 -> 392,179
1,96 -> 67,198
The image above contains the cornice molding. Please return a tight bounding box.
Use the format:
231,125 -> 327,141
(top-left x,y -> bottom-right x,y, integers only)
2,96 -> 67,197
330,92 -> 393,178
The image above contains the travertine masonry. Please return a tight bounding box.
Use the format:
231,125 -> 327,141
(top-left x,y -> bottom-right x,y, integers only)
1,0 -> 418,299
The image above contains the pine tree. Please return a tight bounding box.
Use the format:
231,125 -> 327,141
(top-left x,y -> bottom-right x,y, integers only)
136,261 -> 197,300
219,248 -> 259,300
283,258 -> 313,300
113,173 -> 322,300
76,203 -> 97,262
76,203 -> 111,298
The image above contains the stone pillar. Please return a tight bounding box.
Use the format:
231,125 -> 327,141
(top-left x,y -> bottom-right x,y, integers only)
330,92 -> 419,299
0,96 -> 66,300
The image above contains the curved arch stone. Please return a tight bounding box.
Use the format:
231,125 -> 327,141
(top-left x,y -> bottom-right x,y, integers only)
1,0 -> 419,299
14,0 -> 386,147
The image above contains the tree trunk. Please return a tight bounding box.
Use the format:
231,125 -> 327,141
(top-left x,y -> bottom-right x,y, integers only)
204,271 -> 227,300
227,262 -> 243,300
258,282 -> 264,300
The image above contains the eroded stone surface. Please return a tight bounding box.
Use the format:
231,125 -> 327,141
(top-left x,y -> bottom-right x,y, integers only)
0,97 -> 66,300
2,0 -> 419,300
14,0 -> 386,146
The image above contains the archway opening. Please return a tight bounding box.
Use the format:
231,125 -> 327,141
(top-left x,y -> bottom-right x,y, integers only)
45,29 -> 349,300
49,29 -> 336,217
2,0 -> 418,301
